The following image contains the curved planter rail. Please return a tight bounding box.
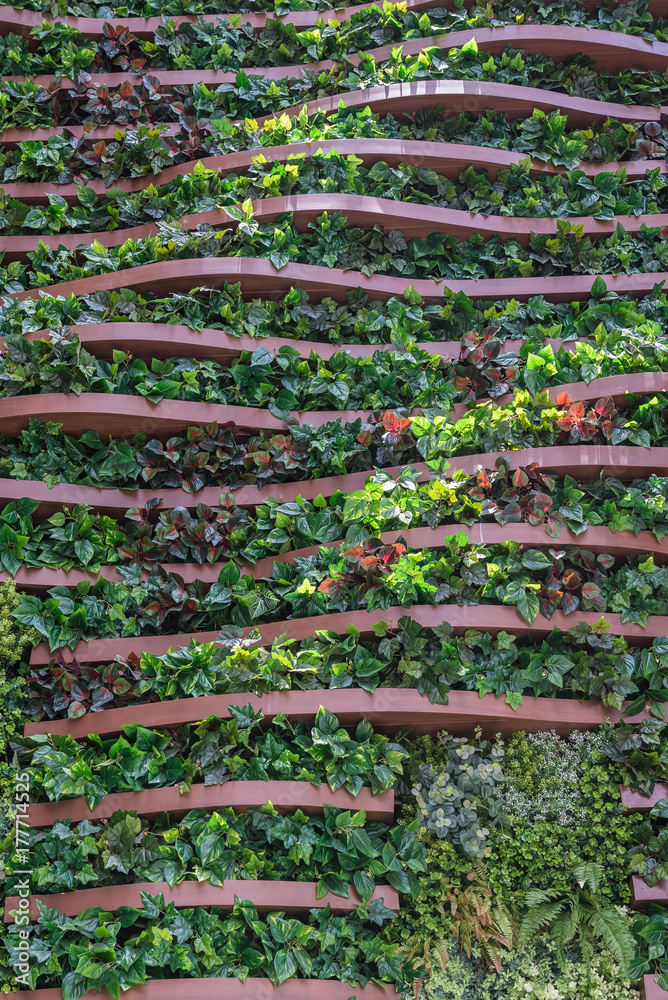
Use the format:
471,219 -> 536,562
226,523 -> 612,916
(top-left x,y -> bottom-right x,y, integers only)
0,0 -> 445,38
10,521 -> 668,594
0,82 -> 661,147
8,27 -> 668,90
1,142 -> 664,206
4,879 -> 399,922
0,393 -> 381,438
24,687 -> 653,743
9,980 -> 400,1000
30,605 -> 668,667
3,192 -> 668,259
0,369 -> 663,439
9,258 -> 668,305
4,444 -> 668,521
253,80 -> 663,130
15,322 -> 575,364
26,779 -> 394,826
0,0 -> 656,40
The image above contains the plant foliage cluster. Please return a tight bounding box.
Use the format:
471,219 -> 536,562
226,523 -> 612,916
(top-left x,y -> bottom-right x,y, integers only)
3,2 -> 668,79
6,210 -> 668,296
8,36 -> 668,135
22,615 -> 668,720
0,384 -> 665,492
15,703 -> 407,806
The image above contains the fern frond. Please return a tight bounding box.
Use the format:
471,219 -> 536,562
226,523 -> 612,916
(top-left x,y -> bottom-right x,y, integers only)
550,913 -> 570,961
471,860 -> 487,881
486,924 -> 514,952
573,862 -> 605,895
434,939 -> 449,972
560,902 -> 581,948
519,900 -> 566,948
522,886 -> 561,908
493,905 -> 517,949
589,909 -> 635,970
482,940 -> 504,974
413,977 -> 424,1000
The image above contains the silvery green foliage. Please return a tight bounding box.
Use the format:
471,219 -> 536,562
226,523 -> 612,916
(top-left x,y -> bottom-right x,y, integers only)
501,728 -> 615,826
411,731 -> 508,857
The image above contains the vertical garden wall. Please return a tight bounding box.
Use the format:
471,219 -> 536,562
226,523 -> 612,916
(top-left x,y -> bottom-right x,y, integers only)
4,1 -> 668,998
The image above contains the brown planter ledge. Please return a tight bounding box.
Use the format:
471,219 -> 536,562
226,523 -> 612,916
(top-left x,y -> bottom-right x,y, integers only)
30,606 -> 668,668
9,980 -> 399,1000
10,258 -> 668,307
16,322 -> 575,365
1,142 -> 663,207
3,192 -> 667,260
26,780 -> 394,828
0,393 -> 383,439
0,0 -> 653,41
4,445 -> 668,522
1,82 -> 660,148
4,879 -> 399,923
9,28 -> 668,91
24,687 -> 652,743
0,369 -> 663,441
631,874 -> 668,909
621,783 -> 668,811
642,975 -> 668,999
254,81 -> 663,130
10,522 -> 668,595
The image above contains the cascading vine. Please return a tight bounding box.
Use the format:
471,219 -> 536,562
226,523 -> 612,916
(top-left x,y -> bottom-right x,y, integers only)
2,3 -> 668,1000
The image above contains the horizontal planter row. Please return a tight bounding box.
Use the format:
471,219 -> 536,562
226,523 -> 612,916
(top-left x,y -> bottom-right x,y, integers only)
2,140 -> 663,206
10,257 -> 668,306
25,685 -> 652,742
31,604 -> 668,667
0,0 -> 652,40
4,192 -> 668,259
8,26 -> 668,92
25,779 -> 394,827
0,0 -> 444,38
16,322 -> 574,365
4,879 -> 399,923
10,521 -> 668,594
9,980 -> 400,1000
3,443 -> 664,522
1,80 -> 661,148
0,369 -> 657,438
